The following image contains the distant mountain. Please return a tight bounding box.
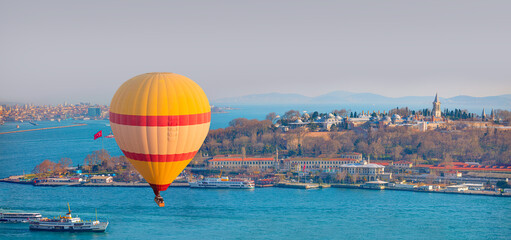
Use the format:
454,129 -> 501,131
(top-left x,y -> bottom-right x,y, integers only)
213,92 -> 312,105
212,91 -> 511,110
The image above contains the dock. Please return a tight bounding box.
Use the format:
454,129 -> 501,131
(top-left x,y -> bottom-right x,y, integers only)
0,124 -> 87,135
0,178 -> 189,187
276,182 -> 319,189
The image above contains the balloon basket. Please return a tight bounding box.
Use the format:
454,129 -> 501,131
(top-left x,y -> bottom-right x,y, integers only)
154,196 -> 165,207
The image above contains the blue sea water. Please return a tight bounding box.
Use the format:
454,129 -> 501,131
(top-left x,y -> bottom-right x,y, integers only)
1,105 -> 510,239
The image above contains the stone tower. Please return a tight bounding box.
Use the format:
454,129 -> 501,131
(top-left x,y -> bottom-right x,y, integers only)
432,93 -> 441,118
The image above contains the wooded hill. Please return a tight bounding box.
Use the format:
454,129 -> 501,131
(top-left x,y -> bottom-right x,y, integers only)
200,118 -> 511,166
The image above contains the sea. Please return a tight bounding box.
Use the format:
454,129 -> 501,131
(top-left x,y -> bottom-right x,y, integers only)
1,104 -> 510,239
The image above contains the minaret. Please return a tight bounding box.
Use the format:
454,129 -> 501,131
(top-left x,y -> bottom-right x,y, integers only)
482,109 -> 486,121
432,93 -> 441,118
490,109 -> 495,121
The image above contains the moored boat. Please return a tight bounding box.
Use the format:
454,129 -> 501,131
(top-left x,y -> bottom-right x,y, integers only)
189,176 -> 255,189
0,212 -> 42,223
29,204 -> 108,232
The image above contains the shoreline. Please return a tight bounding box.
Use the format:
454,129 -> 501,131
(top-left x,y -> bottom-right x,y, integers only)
2,178 -> 509,197
0,179 -> 189,187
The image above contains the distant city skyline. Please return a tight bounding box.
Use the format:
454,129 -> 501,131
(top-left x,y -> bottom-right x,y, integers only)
1,1 -> 511,105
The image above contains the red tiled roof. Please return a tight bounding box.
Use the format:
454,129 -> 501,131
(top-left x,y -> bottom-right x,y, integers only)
394,161 -> 412,164
430,166 -> 511,172
285,158 -> 358,162
209,158 -> 274,162
376,162 -> 390,166
415,164 -> 434,168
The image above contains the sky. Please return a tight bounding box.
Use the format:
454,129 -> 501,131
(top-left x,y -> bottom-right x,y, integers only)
1,0 -> 510,105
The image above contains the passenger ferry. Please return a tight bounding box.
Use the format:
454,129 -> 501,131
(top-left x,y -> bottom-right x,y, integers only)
189,176 -> 255,189
29,204 -> 108,232
0,212 -> 42,223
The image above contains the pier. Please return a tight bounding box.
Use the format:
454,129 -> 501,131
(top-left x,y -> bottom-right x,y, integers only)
0,124 -> 87,135
276,182 -> 320,189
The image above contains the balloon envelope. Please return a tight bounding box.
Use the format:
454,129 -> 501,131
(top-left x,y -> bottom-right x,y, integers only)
110,72 -> 210,192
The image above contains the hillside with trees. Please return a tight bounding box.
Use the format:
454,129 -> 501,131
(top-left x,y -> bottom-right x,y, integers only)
200,115 -> 511,166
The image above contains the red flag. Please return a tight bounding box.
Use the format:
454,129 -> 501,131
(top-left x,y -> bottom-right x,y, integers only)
303,163 -> 306,172
94,130 -> 102,140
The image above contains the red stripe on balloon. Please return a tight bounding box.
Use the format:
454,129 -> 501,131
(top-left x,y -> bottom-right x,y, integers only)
109,111 -> 211,127
122,150 -> 198,162
150,183 -> 171,192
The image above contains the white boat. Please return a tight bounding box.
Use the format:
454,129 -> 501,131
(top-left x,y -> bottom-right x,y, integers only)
29,204 -> 108,232
0,212 -> 42,223
189,176 -> 255,189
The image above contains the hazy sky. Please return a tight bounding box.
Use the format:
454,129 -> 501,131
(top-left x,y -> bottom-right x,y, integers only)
1,0 -> 510,105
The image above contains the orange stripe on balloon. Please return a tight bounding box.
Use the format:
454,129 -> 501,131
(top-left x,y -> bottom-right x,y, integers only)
110,112 -> 211,127
123,150 -> 198,162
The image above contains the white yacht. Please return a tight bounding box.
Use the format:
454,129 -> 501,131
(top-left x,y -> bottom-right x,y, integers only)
0,212 -> 42,223
29,204 -> 108,232
189,176 -> 255,189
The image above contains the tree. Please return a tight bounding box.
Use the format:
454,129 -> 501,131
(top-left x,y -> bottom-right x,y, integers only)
336,171 -> 347,183
54,158 -> 72,174
496,181 -> 510,189
332,109 -> 348,117
32,159 -> 57,175
391,146 -> 403,160
266,112 -> 278,121
352,173 -> 359,183
369,141 -> 385,160
283,110 -> 301,121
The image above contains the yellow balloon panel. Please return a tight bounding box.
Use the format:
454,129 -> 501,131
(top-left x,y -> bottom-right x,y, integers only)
129,159 -> 192,186
110,73 -> 210,116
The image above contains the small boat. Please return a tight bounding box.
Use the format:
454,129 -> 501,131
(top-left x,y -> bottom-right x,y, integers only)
189,176 -> 255,189
255,179 -> 274,188
0,212 -> 42,223
16,125 -> 20,128
29,203 -> 108,232
105,133 -> 114,138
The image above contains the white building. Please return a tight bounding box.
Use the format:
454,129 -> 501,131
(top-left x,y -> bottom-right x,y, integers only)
208,158 -> 276,170
90,176 -> 113,183
446,184 -> 468,192
285,158 -> 362,171
339,163 -> 386,181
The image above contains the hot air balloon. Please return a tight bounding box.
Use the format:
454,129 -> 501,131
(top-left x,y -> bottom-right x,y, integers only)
110,72 -> 210,207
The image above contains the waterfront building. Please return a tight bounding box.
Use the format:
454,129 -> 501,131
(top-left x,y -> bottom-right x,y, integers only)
340,153 -> 363,161
393,161 -> 413,169
339,162 -> 386,181
429,162 -> 511,176
362,180 -> 388,189
285,158 -> 361,171
444,170 -> 462,178
446,184 -> 468,192
90,176 -> 113,183
208,157 -> 276,170
463,183 -> 484,191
